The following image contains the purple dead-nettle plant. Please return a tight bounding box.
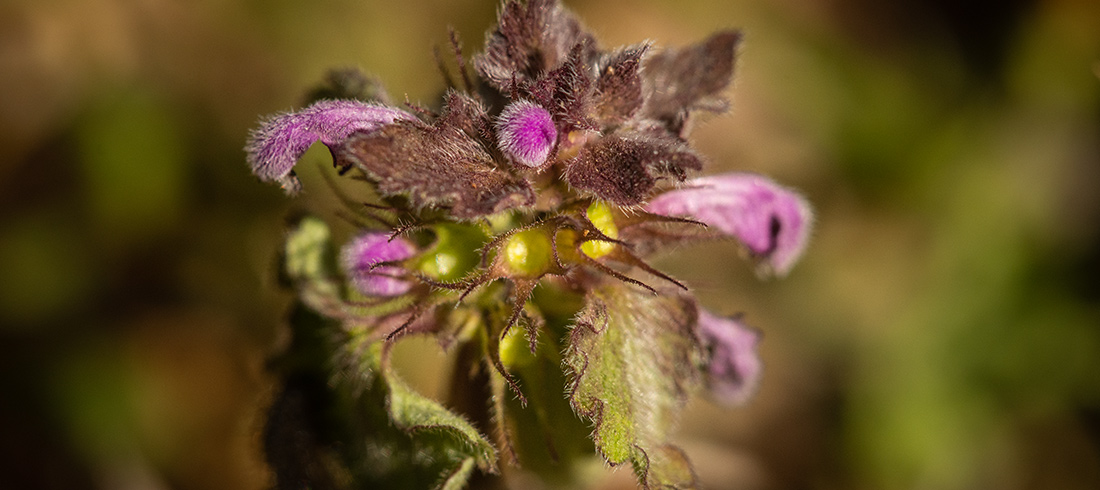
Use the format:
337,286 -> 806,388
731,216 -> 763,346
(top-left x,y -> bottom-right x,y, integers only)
250,1 -> 812,489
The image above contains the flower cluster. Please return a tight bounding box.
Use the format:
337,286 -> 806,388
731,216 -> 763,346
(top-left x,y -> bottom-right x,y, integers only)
250,1 -> 812,488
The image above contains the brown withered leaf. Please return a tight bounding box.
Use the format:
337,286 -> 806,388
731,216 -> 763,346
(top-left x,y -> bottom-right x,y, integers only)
641,30 -> 742,133
336,93 -> 535,219
565,131 -> 703,206
474,0 -> 597,91
592,44 -> 649,125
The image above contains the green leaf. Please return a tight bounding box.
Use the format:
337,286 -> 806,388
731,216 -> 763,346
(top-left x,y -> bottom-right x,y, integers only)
282,215 -> 342,311
338,330 -> 498,489
564,283 -> 703,489
438,458 -> 477,490
284,215 -> 336,284
385,359 -> 498,471
268,302 -> 497,490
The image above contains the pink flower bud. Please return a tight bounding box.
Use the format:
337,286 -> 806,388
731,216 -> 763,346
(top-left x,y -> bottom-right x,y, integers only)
495,100 -> 557,168
340,232 -> 416,297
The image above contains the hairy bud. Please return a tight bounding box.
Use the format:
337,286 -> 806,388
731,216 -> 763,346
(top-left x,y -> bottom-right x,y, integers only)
496,100 -> 557,168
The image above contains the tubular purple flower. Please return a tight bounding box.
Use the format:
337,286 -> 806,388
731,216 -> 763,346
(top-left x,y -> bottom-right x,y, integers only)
340,232 -> 417,297
696,308 -> 761,406
645,173 -> 813,276
495,100 -> 557,168
245,100 -> 416,193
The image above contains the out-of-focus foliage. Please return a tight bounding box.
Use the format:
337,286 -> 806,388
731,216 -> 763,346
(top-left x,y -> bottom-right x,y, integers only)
0,0 -> 1097,489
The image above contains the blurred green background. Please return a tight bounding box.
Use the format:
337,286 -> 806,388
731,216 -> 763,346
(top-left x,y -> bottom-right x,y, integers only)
1,0 -> 1098,489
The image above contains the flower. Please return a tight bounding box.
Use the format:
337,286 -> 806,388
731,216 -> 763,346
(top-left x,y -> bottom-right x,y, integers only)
245,99 -> 415,193
254,2 -> 815,487
496,100 -> 557,168
340,232 -> 416,297
696,308 -> 762,406
646,173 -> 813,276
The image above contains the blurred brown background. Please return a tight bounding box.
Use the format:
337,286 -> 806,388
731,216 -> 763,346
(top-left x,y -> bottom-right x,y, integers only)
1,0 -> 1099,489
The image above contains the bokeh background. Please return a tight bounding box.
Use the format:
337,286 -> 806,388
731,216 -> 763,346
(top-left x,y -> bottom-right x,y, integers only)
2,0 -> 1098,489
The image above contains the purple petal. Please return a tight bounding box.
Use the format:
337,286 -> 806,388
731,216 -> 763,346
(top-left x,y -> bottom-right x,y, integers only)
645,173 -> 813,276
245,100 -> 415,193
340,232 -> 417,297
496,100 -> 557,168
696,308 -> 761,406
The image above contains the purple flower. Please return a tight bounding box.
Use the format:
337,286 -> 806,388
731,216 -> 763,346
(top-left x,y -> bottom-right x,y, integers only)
696,308 -> 761,406
340,232 -> 417,297
495,100 -> 557,168
245,100 -> 415,193
646,173 -> 813,276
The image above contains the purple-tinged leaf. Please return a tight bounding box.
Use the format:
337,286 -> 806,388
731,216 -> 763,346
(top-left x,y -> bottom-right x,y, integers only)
641,30 -> 742,135
496,100 -> 557,168
593,44 -> 649,125
696,309 -> 762,406
340,232 -> 416,297
528,41 -> 596,135
565,132 -> 703,206
645,173 -> 813,276
245,100 -> 415,193
335,92 -> 536,219
474,0 -> 596,91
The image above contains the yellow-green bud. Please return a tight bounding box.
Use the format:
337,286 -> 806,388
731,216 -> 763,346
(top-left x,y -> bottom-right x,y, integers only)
504,228 -> 553,277
417,224 -> 485,281
581,201 -> 618,259
499,326 -> 535,369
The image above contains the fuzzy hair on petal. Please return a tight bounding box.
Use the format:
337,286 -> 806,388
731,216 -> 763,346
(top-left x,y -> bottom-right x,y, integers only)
245,100 -> 415,192
646,173 -> 813,276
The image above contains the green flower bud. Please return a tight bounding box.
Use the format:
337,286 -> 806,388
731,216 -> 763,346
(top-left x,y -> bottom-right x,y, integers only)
417,224 -> 486,281
581,201 -> 618,259
504,228 -> 554,278
499,325 -> 535,369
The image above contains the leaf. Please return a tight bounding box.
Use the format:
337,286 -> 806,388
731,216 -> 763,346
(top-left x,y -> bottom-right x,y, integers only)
593,44 -> 649,125
386,359 -> 498,471
336,92 -> 535,219
564,283 -> 704,489
528,41 -> 596,134
635,445 -> 700,490
282,215 -> 343,310
641,30 -> 742,134
267,299 -> 497,490
474,0 -> 597,91
565,131 -> 703,206
438,458 -> 477,490
331,330 -> 499,489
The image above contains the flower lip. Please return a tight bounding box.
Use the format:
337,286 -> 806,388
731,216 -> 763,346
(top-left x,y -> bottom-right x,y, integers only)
340,232 -> 417,297
645,172 -> 813,276
245,99 -> 415,193
495,100 -> 557,168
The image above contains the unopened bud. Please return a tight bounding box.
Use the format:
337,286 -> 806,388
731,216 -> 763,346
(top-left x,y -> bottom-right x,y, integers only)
496,100 -> 557,168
